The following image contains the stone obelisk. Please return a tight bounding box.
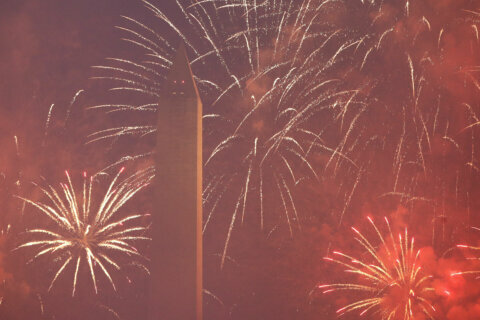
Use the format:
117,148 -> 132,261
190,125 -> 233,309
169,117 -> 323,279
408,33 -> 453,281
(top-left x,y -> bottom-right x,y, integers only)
150,44 -> 202,320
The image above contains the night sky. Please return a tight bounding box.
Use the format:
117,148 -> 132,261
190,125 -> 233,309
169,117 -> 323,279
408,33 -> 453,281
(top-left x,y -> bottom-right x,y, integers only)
1,0 -> 480,319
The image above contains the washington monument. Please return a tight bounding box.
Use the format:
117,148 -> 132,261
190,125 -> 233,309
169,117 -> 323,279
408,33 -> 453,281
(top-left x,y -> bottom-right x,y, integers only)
150,44 -> 203,320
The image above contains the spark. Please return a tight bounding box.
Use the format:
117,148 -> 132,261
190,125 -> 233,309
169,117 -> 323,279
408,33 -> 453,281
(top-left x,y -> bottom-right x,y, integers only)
43,103 -> 55,146
454,227 -> 480,277
85,0 -> 480,266
64,89 -> 84,125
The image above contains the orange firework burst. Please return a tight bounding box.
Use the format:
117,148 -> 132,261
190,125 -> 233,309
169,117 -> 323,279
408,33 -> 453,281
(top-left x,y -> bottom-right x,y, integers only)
319,217 -> 436,319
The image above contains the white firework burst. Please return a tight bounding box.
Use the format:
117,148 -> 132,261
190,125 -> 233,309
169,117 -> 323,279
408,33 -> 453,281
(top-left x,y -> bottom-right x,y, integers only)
17,168 -> 152,296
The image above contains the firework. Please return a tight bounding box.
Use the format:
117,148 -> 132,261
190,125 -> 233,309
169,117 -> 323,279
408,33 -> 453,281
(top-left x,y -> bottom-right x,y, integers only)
17,168 -> 152,296
87,0 -> 480,260
89,0 -> 362,265
337,1 -> 480,233
319,216 -> 436,319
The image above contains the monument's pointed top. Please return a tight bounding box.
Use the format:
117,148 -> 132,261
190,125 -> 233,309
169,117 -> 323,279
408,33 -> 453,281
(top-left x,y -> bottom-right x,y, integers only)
165,43 -> 200,98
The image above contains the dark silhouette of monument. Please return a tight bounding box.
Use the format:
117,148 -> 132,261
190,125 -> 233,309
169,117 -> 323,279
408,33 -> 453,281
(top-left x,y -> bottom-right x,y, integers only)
150,44 -> 203,320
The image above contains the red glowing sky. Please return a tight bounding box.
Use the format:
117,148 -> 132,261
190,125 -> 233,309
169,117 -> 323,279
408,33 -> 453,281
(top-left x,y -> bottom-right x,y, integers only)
1,1 -> 480,319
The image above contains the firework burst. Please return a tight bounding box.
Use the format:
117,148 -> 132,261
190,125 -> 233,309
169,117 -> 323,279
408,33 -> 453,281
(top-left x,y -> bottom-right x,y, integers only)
317,1 -> 480,243
87,0 -> 480,264
17,168 -> 152,296
319,216 -> 436,319
88,0 -> 363,265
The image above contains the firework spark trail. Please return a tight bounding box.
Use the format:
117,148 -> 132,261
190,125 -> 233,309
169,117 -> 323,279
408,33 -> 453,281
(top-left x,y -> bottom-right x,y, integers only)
319,216 -> 436,319
17,168 -> 152,296
88,0 -> 367,262
454,227 -> 480,278
43,103 -> 55,146
318,1 -> 480,241
64,89 -> 84,125
88,0 -> 480,263
98,303 -> 121,320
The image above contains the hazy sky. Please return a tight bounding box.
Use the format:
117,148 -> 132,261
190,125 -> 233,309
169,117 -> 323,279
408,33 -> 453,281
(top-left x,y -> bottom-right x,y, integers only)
2,1 -> 480,319
1,0 -> 130,126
